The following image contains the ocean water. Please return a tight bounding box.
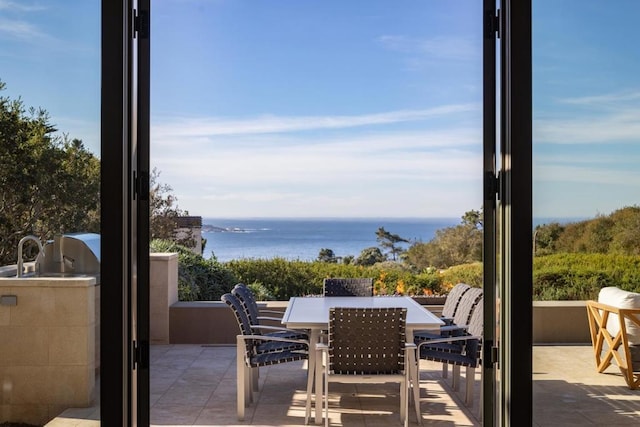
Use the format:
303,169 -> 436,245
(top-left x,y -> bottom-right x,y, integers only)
202,217 -> 460,262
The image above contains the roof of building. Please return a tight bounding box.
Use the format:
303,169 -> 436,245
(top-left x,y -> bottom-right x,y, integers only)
176,216 -> 202,228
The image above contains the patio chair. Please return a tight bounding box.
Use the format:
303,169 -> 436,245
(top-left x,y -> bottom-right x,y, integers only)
439,283 -> 472,325
417,297 -> 483,407
586,286 -> 640,389
221,293 -> 312,420
232,283 -> 308,340
315,307 -> 414,427
414,286 -> 483,378
414,286 -> 483,342
323,277 -> 374,297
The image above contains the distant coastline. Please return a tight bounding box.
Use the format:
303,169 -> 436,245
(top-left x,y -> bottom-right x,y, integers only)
200,217 -> 459,262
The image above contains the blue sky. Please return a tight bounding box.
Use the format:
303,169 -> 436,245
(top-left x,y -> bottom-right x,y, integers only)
1,0 -> 639,219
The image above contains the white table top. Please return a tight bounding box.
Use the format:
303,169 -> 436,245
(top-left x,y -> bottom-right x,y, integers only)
282,296 -> 444,330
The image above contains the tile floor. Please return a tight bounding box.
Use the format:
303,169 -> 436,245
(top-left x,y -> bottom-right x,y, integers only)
45,345 -> 640,426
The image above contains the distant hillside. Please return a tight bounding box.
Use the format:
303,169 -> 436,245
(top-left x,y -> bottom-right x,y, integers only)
534,206 -> 640,256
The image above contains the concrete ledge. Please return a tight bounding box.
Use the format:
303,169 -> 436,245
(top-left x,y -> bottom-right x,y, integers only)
169,300 -> 590,345
533,301 -> 590,344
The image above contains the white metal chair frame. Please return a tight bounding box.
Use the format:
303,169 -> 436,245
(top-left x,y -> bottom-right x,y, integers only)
315,307 -> 414,427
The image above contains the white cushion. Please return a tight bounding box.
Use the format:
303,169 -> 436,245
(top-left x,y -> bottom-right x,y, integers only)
598,286 -> 640,346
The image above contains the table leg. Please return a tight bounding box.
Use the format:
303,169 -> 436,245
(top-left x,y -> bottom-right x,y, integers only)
304,328 -> 321,424
407,330 -> 422,425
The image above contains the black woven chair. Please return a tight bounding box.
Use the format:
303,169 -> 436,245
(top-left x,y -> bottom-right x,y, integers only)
221,293 -> 312,421
414,286 -> 483,342
322,278 -> 374,297
232,283 -> 308,340
414,286 -> 482,379
316,307 -> 414,427
417,297 -> 483,407
439,283 -> 472,325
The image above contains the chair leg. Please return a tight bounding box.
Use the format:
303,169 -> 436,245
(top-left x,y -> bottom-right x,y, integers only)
401,377 -> 409,427
465,366 -> 475,405
305,360 -> 314,425
236,336 -> 246,421
323,372 -> 329,427
252,366 -> 260,393
410,350 -> 422,426
451,364 -> 461,391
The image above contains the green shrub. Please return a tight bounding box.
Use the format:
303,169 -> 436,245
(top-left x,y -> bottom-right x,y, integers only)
533,253 -> 640,300
150,239 -> 237,301
440,262 -> 483,291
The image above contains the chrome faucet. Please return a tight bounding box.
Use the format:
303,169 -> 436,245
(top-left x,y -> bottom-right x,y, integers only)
16,235 -> 45,277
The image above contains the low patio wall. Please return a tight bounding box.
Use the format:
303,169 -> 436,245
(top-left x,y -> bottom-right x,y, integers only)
532,300 -> 590,344
168,300 -> 590,345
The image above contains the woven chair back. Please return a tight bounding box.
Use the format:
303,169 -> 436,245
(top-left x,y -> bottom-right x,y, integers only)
452,287 -> 483,327
232,283 -> 261,325
221,293 -> 255,358
323,278 -> 374,297
467,297 -> 484,338
441,283 -> 471,318
328,307 -> 406,375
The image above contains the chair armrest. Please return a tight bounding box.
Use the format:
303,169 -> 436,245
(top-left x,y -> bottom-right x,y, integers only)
238,334 -> 309,346
258,311 -> 285,318
250,325 -> 308,334
417,335 -> 481,348
257,315 -> 285,322
441,316 -> 455,326
440,324 -> 469,336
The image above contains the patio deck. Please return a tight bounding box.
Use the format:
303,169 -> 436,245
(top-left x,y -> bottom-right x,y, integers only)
46,345 -> 640,426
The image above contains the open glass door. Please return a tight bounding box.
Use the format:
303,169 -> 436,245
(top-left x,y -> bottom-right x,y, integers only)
482,0 -> 499,424
101,0 -> 150,424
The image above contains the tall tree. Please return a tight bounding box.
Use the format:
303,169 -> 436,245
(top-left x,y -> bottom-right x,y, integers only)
375,227 -> 409,261
317,248 -> 337,263
149,167 -> 186,241
404,209 -> 483,269
0,81 -> 100,265
355,246 -> 386,266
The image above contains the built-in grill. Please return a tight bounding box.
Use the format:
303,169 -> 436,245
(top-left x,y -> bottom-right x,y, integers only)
37,233 -> 100,277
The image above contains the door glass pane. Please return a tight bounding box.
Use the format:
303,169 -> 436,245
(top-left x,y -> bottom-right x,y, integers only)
151,0 -> 484,424
0,1 -> 101,425
533,0 -> 640,423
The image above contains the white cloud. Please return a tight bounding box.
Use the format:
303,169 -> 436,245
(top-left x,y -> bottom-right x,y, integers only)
378,34 -> 480,62
534,90 -> 640,144
559,91 -> 640,106
151,124 -> 482,218
534,164 -> 640,186
0,1 -> 46,12
152,104 -> 478,139
0,18 -> 48,40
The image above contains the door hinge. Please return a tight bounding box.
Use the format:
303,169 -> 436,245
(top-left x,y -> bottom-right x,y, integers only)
132,340 -> 149,370
484,340 -> 499,367
133,9 -> 149,39
133,170 -> 149,201
484,171 -> 500,202
485,9 -> 500,39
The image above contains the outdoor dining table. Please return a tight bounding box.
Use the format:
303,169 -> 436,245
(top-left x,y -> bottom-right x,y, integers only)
282,295 -> 444,423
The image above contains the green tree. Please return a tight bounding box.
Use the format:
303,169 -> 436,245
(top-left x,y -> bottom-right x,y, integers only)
534,222 -> 564,256
355,246 -> 386,266
0,81 -> 100,265
404,209 -> 483,269
375,226 -> 409,261
317,248 -> 337,263
150,167 -> 185,241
